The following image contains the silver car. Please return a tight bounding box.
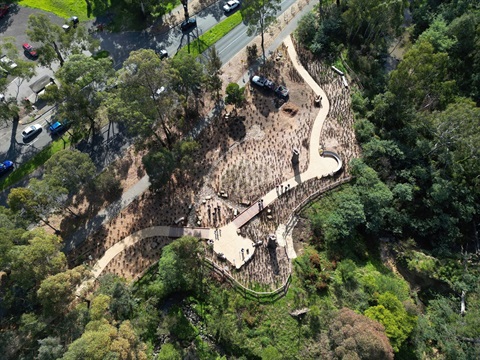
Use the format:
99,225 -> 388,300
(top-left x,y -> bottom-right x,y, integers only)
223,0 -> 240,12
22,124 -> 42,141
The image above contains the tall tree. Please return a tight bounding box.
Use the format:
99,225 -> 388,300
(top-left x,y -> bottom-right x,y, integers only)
388,39 -> 455,112
62,318 -> 147,360
241,0 -> 281,61
225,82 -> 245,109
43,149 -> 96,196
111,49 -> 179,147
364,292 -> 417,353
7,229 -> 66,302
329,308 -> 394,359
342,0 -> 406,49
169,51 -> 205,113
7,187 -> 59,231
42,54 -> 115,141
26,14 -> 98,67
37,266 -> 89,317
204,46 -> 223,102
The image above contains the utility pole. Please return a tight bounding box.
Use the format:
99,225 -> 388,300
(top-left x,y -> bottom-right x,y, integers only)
182,0 -> 189,20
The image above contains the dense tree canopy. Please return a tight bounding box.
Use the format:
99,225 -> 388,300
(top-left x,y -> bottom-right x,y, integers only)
329,307 -> 394,359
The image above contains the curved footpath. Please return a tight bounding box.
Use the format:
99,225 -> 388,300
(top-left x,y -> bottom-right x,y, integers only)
77,35 -> 340,295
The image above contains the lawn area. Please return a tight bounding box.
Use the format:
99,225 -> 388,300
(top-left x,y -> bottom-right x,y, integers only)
18,0 -> 92,21
177,12 -> 243,58
0,136 -> 71,192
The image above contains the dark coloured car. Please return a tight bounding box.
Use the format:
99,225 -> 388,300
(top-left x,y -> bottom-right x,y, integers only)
23,43 -> 38,58
0,160 -> 13,176
275,85 -> 289,98
181,18 -> 197,32
251,75 -> 275,90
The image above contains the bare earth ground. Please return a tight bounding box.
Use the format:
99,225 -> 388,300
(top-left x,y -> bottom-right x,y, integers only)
57,3 -> 360,289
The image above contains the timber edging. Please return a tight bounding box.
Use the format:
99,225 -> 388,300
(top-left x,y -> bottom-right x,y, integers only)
204,258 -> 292,302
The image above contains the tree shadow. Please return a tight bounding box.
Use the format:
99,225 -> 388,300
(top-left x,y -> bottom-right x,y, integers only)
227,115 -> 246,141
5,119 -> 21,161
268,245 -> 280,276
193,0 -> 224,22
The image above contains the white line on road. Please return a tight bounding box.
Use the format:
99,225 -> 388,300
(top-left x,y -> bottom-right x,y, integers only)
217,0 -> 294,55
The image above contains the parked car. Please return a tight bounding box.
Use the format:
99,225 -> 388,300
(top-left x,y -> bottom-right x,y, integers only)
251,75 -> 275,90
0,160 -> 13,176
0,55 -> 17,70
22,124 -> 42,141
275,85 -> 289,98
49,119 -> 69,135
22,43 -> 38,58
223,0 -> 240,12
181,18 -> 197,32
157,49 -> 168,60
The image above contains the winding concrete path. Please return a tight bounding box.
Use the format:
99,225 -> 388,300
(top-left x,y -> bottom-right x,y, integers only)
78,35 -> 341,294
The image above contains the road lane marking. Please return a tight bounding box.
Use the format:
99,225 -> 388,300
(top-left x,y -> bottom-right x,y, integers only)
217,0 -> 294,55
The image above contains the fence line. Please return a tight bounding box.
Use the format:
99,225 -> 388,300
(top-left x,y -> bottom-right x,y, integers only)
291,176 -> 352,216
204,258 -> 292,301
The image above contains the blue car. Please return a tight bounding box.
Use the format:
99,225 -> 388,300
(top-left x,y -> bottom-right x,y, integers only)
49,120 -> 68,135
0,160 -> 14,176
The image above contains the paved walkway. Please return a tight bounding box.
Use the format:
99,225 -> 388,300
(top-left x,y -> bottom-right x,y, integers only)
77,33 -> 341,296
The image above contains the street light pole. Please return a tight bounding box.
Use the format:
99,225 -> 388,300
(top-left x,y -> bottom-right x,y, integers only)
182,0 -> 189,20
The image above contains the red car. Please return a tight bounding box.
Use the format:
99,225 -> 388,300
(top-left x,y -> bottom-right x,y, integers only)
23,43 -> 38,58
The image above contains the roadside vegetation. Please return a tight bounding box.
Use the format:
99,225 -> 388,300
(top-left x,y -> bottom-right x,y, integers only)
177,12 -> 243,58
18,0 -> 91,20
0,136 -> 70,191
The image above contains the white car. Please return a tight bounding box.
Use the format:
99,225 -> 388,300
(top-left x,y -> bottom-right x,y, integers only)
223,0 -> 240,12
22,124 -> 42,141
0,55 -> 17,70
251,75 -> 275,90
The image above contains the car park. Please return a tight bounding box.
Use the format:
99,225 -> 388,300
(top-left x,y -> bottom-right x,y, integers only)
223,0 -> 240,12
251,75 -> 275,90
0,160 -> 13,176
22,43 -> 38,58
22,124 -> 42,141
181,18 -> 197,32
0,55 -> 17,70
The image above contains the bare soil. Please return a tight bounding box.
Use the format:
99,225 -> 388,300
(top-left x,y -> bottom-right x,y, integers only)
55,0 -> 360,290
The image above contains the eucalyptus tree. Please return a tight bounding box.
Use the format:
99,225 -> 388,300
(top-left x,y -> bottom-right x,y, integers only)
204,46 -> 223,102
43,149 -> 96,196
26,14 -> 98,68
41,54 -> 115,140
342,0 -> 407,51
169,51 -> 205,114
7,187 -> 59,232
241,0 -> 281,61
109,49 -> 180,148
